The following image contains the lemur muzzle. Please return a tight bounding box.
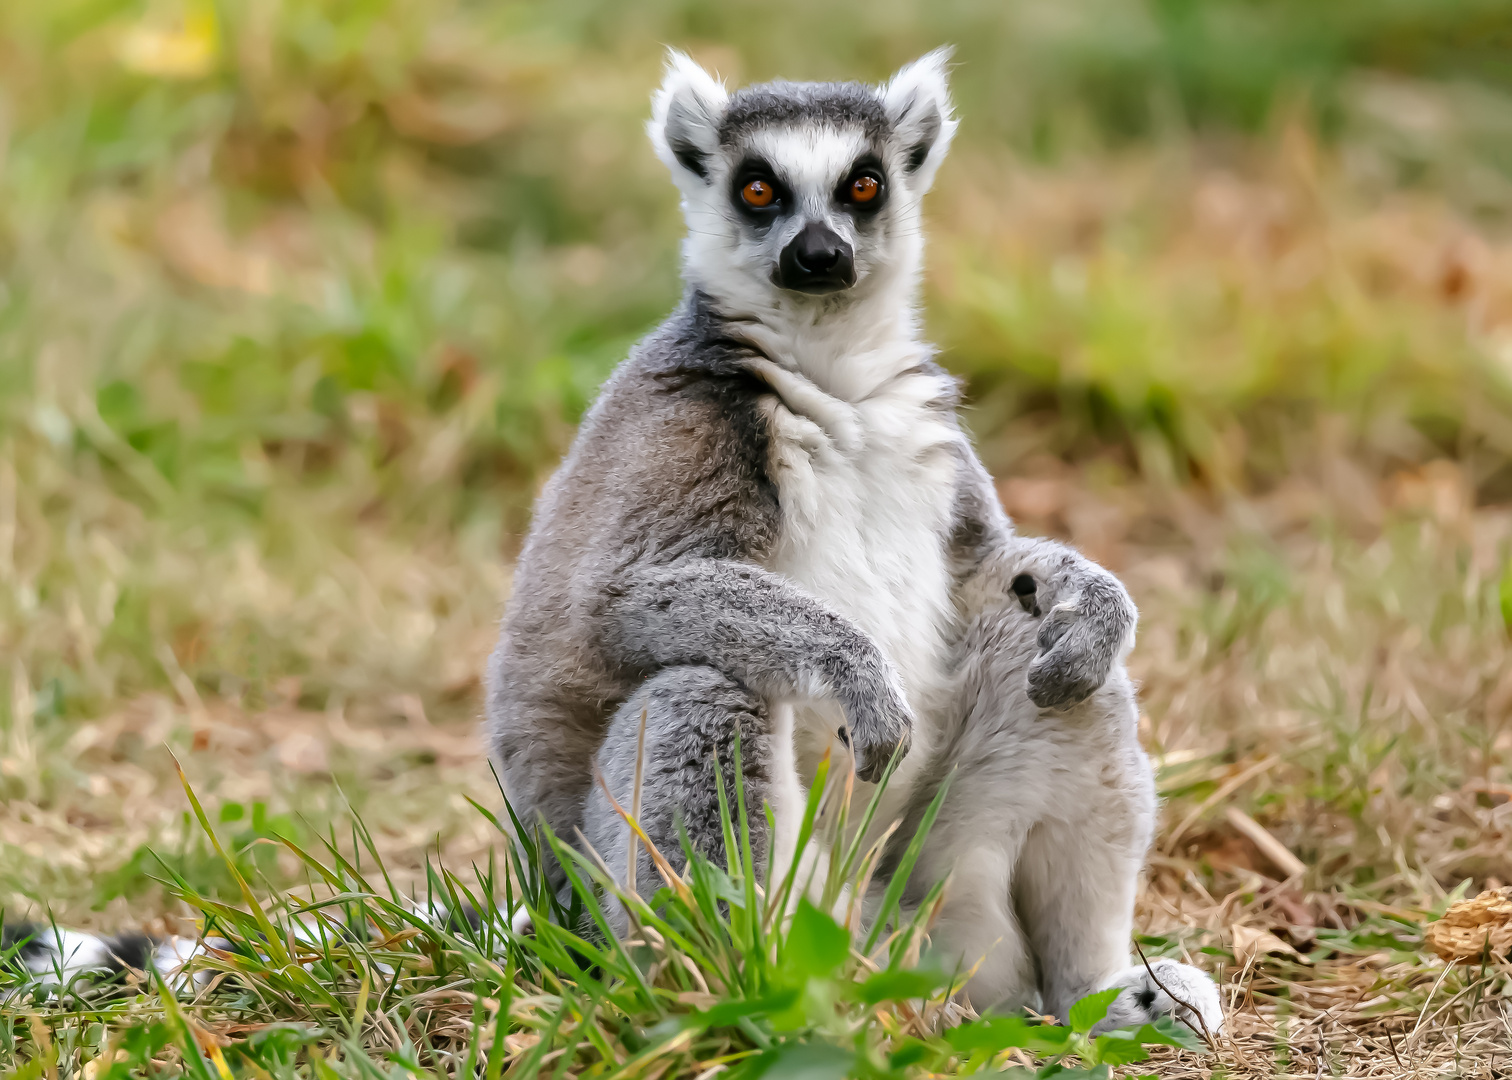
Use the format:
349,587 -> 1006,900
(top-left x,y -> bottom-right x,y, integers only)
777,221 -> 856,294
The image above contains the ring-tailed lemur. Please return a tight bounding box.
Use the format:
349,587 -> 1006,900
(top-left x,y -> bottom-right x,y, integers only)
7,52 -> 1223,1038
484,50 -> 1223,1034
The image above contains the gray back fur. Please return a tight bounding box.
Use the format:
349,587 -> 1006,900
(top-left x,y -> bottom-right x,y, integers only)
485,293 -> 777,842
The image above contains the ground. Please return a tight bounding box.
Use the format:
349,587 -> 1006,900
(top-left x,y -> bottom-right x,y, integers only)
3,1 -> 1512,1077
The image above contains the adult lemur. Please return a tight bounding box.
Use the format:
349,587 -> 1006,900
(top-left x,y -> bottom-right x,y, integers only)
485,51 -> 1223,1034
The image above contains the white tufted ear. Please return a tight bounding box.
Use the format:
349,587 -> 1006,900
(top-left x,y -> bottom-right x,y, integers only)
648,50 -> 729,185
880,48 -> 958,192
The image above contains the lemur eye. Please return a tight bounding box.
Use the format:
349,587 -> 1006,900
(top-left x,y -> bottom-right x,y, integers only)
741,179 -> 775,208
849,174 -> 880,203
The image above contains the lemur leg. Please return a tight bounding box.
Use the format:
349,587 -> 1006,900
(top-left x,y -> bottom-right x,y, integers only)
1015,811 -> 1144,1021
926,838 -> 1038,1012
1013,705 -> 1224,1037
581,665 -> 780,934
942,530 -> 1222,1033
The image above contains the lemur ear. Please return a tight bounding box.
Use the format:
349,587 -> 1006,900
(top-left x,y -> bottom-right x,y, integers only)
881,48 -> 958,191
648,50 -> 729,185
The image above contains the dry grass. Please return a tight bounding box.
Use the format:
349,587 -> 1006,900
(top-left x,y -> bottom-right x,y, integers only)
4,2 -> 1512,1073
9,477 -> 1511,1074
7,143 -> 1512,1073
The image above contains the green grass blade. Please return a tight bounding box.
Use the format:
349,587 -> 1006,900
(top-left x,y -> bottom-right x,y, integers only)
863,769 -> 952,956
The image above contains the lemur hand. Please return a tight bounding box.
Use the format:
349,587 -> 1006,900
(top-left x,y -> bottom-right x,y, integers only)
837,655 -> 915,783
1010,553 -> 1137,710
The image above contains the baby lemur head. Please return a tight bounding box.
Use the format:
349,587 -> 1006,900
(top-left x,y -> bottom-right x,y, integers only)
649,49 -> 956,314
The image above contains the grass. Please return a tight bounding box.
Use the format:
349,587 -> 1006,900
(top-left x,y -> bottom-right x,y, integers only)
4,0 -> 1512,1075
3,751 -> 1207,1079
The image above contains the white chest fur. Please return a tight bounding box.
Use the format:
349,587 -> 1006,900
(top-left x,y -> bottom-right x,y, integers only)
753,356 -> 962,776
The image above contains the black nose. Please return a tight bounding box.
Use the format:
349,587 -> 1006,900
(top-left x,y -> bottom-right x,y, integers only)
777,222 -> 856,294
796,233 -> 841,272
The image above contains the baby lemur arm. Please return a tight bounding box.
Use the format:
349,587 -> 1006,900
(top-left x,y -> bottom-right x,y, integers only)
601,557 -> 914,781
951,455 -> 1137,709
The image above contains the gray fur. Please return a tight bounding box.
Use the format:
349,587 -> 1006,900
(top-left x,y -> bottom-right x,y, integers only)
887,482 -> 1220,1030
603,558 -> 913,780
485,50 -> 1224,1036
485,294 -> 913,849
719,82 -> 893,145
899,543 -> 1155,1015
583,665 -> 775,913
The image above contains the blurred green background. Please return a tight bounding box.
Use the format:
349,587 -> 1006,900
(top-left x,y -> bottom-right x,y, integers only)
4,0 -> 1512,917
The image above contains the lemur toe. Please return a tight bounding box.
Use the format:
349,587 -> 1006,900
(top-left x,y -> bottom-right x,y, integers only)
1093,959 -> 1224,1038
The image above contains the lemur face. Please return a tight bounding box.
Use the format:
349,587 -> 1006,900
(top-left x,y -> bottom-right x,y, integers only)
649,50 -> 957,305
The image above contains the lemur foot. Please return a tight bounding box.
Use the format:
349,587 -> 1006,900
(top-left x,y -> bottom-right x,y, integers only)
1093,958 -> 1225,1038
1010,560 -> 1137,711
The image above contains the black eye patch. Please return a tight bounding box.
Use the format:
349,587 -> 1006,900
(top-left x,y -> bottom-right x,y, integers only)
836,153 -> 888,214
729,157 -> 791,222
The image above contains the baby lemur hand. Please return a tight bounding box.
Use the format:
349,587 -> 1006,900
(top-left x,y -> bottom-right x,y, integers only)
1003,540 -> 1137,710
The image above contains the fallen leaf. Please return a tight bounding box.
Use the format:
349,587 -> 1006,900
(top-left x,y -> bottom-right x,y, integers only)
1231,923 -> 1300,966
1425,887 -> 1512,963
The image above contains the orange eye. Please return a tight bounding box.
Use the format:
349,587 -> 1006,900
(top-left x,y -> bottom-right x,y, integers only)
741,179 -> 775,207
850,175 -> 880,203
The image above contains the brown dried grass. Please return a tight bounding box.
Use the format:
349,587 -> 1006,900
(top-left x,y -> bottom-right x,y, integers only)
5,139 -> 1512,1074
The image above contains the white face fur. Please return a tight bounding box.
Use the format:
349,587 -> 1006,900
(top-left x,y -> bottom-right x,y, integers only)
647,50 -> 958,321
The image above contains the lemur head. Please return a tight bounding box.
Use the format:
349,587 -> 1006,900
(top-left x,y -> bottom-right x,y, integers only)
649,49 -> 956,311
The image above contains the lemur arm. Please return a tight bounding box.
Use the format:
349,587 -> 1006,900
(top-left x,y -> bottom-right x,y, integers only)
951,454 -> 1137,709
601,557 -> 915,781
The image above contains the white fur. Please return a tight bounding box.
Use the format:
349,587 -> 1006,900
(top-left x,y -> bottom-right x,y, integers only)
765,699 -> 807,881
648,50 -> 728,188
648,52 -> 943,373
754,356 -> 961,820
2,927 -> 215,998
880,48 -> 959,192
3,905 -> 479,1001
21,928 -> 112,980
649,52 -> 966,797
677,128 -> 929,358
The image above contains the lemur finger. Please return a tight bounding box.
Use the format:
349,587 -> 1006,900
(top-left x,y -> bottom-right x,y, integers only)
839,663 -> 915,744
847,707 -> 915,782
1035,603 -> 1075,652
854,729 -> 910,784
840,668 -> 914,782
1026,646 -> 1102,709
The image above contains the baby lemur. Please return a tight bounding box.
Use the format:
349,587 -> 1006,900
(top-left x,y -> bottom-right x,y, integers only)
485,50 -> 1223,1034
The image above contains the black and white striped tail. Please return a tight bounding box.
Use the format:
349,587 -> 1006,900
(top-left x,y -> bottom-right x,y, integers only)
2,900 -> 507,999
2,923 -> 209,994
